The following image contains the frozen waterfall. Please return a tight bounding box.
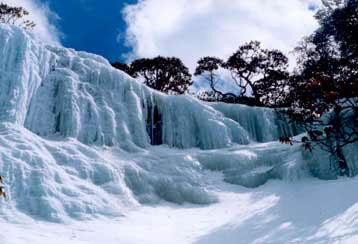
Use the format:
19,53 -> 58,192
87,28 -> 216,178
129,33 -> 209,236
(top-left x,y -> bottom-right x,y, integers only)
0,24 -> 300,150
0,24 -> 356,223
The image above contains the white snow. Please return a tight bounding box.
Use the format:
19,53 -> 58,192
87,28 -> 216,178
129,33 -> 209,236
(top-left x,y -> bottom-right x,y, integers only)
0,24 -> 357,243
1,175 -> 357,244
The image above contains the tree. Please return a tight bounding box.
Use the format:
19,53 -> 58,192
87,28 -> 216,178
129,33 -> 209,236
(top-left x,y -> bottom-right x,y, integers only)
194,57 -> 224,95
194,57 -> 238,102
287,0 -> 358,176
0,3 -> 35,29
111,62 -> 132,76
225,41 -> 290,106
130,56 -> 192,95
194,42 -> 290,106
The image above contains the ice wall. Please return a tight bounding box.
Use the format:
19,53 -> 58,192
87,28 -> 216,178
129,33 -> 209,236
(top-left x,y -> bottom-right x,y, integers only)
0,24 -> 302,150
211,103 -> 302,142
0,25 -> 253,150
0,24 -> 54,125
303,141 -> 358,179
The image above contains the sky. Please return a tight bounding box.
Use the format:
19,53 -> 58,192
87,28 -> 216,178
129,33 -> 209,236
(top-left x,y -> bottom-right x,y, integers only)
2,0 -> 321,70
40,0 -> 138,62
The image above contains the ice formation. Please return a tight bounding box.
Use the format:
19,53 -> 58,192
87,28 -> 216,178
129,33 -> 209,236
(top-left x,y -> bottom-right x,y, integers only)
210,103 -> 302,142
0,24 -> 356,222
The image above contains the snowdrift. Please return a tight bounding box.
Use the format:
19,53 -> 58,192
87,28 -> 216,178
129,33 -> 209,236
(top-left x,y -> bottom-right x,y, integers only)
0,24 -> 356,222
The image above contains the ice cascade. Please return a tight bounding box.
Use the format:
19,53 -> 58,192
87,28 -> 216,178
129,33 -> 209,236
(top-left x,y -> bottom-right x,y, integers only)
0,25 -> 356,222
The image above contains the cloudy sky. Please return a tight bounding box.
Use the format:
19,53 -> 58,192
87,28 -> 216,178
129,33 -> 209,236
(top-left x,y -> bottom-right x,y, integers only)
3,0 -> 321,70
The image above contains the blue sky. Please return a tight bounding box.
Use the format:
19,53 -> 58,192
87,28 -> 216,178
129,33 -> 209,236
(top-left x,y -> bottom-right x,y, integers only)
14,0 -> 320,70
40,0 -> 137,62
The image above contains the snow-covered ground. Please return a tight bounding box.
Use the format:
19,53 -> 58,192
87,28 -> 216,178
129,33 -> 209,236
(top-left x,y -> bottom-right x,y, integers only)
0,137 -> 357,243
0,24 -> 357,244
1,173 -> 357,244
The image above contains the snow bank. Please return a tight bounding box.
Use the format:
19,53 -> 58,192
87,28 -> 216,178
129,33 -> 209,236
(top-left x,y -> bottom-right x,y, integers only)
197,141 -> 309,188
122,148 -> 216,205
0,124 -> 216,222
0,123 -> 136,222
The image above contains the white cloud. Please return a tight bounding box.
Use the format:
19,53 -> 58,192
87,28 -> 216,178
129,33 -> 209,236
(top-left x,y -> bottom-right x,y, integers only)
2,0 -> 60,44
123,0 -> 321,71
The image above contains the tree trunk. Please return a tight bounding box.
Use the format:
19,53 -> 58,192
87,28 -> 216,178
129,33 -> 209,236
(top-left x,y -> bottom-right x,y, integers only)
336,145 -> 350,176
332,105 -> 350,176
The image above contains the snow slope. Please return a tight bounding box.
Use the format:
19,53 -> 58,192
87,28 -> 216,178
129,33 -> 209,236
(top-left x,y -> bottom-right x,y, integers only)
0,24 -> 357,243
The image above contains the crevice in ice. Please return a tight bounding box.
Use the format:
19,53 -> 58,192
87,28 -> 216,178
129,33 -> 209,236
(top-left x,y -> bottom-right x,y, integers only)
146,103 -> 163,146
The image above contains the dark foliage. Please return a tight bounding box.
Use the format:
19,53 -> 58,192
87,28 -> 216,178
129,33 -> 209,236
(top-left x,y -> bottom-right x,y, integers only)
225,41 -> 290,106
286,0 -> 358,176
130,56 -> 192,95
195,90 -> 264,106
194,57 -> 242,103
0,3 -> 35,29
194,57 -> 224,96
194,42 -> 290,107
111,62 -> 132,76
